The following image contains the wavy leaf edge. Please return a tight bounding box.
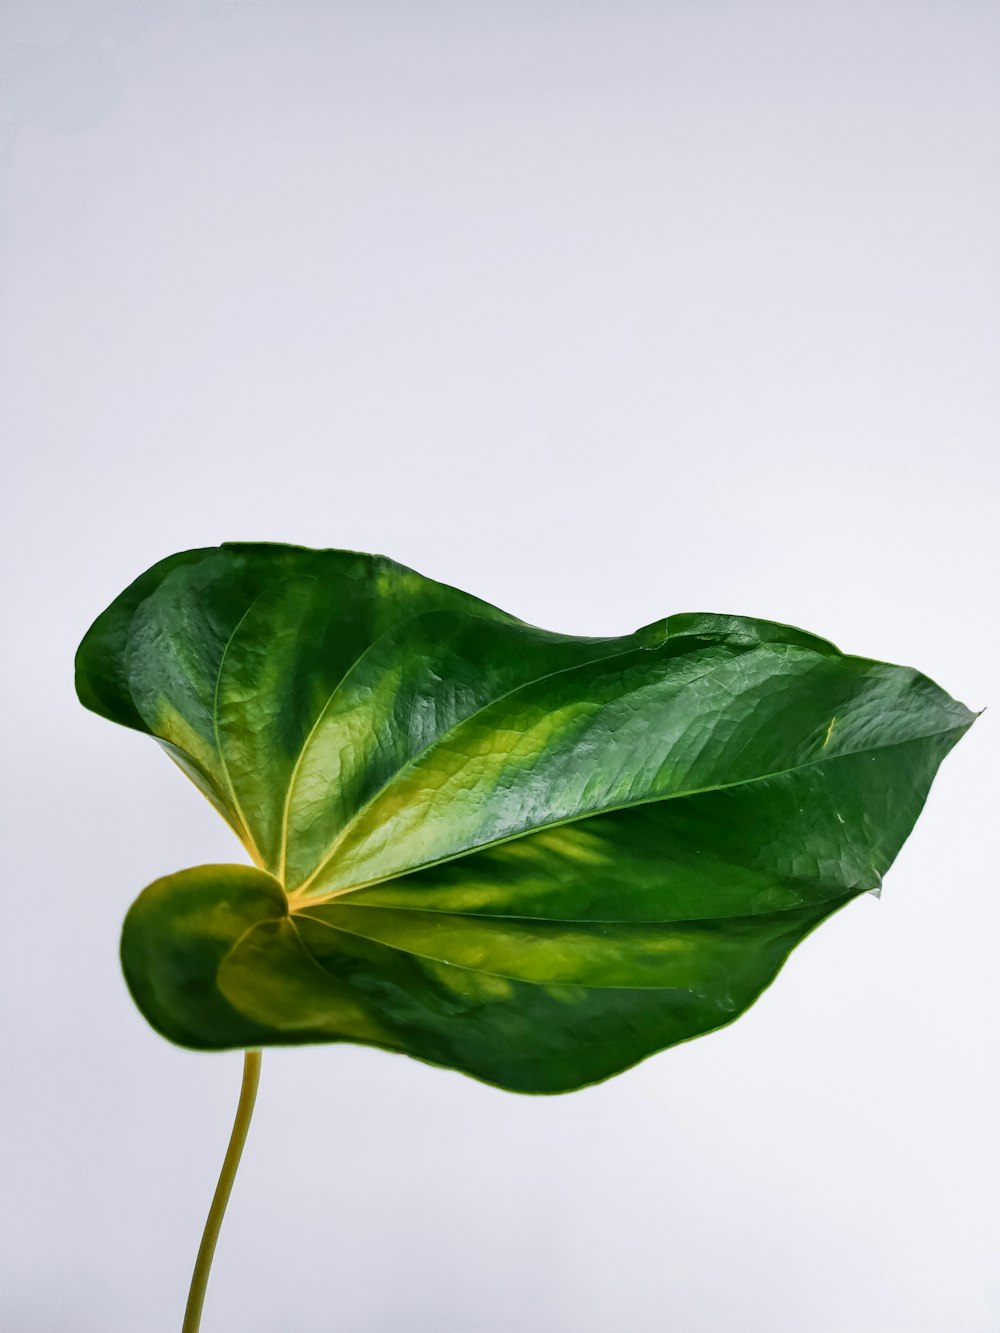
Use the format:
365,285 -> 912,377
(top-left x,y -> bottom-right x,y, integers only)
79,543 -> 975,1093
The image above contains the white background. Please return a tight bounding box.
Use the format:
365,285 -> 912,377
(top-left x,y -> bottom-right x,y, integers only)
2,3 -> 997,1331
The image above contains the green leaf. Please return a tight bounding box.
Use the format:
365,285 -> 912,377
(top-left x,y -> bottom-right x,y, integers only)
77,543 -> 975,1093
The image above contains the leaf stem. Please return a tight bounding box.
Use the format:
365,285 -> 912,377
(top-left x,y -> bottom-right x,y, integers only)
182,1050 -> 262,1333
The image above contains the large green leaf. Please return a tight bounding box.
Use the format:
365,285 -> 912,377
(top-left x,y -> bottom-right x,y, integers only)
77,543 -> 974,1093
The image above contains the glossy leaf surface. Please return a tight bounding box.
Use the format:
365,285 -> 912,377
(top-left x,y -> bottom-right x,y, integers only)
77,544 -> 974,1092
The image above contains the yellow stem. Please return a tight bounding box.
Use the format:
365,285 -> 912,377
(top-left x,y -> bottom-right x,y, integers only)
182,1051 -> 261,1333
